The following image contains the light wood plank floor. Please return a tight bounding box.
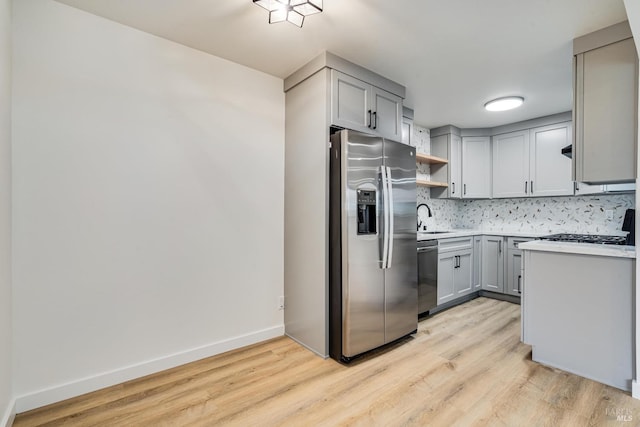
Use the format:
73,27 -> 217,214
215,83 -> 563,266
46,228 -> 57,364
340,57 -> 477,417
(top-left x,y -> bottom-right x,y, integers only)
14,297 -> 640,426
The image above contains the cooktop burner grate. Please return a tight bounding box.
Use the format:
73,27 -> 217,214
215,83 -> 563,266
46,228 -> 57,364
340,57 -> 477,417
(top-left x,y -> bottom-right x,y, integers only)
539,233 -> 627,245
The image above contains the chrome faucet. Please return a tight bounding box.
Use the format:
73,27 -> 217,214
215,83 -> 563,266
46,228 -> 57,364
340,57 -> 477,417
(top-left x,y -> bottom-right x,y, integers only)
417,203 -> 432,231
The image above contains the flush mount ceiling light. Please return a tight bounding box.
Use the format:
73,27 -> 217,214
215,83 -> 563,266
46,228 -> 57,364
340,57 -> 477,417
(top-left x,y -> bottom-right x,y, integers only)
253,0 -> 323,28
484,96 -> 525,112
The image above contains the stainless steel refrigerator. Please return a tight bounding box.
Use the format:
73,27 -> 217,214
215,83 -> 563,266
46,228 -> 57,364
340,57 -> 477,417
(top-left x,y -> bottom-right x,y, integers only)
329,129 -> 418,362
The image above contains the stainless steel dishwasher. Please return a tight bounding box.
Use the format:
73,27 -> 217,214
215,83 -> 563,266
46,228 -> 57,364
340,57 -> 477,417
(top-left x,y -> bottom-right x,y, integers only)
418,239 -> 438,315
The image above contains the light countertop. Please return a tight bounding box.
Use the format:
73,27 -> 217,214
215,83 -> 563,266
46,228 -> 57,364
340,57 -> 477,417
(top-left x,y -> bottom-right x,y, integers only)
419,229 -> 636,258
417,229 -> 544,241
519,240 -> 636,259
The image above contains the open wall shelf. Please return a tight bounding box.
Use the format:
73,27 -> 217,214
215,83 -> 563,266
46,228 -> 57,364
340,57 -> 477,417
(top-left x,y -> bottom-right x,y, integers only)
417,179 -> 448,188
416,153 -> 448,165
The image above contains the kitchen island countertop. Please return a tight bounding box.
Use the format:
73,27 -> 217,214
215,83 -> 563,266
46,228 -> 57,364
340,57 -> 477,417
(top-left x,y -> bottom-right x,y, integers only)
519,240 -> 635,259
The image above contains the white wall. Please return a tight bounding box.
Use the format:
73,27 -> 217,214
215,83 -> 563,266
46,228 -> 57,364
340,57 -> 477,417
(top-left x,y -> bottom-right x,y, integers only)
12,0 -> 284,411
0,0 -> 12,424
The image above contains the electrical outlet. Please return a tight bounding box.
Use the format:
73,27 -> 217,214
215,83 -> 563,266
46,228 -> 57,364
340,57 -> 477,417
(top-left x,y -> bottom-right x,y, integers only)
278,296 -> 285,310
605,210 -> 614,220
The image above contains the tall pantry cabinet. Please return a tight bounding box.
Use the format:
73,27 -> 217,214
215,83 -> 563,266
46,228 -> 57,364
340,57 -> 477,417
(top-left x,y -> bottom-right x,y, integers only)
283,52 -> 406,357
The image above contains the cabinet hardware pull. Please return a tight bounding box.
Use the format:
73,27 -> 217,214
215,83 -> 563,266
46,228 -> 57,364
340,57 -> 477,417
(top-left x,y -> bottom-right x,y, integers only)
499,240 -> 502,254
372,111 -> 377,130
464,184 -> 467,195
452,182 -> 455,194
517,275 -> 522,293
525,181 -> 528,194
368,110 -> 372,128
531,181 -> 534,193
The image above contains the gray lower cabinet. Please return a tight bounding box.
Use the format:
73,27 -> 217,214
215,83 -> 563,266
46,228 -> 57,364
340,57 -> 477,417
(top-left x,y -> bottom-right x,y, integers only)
482,235 -> 532,296
437,253 -> 456,305
454,250 -> 473,296
505,237 -> 533,297
473,236 -> 482,291
437,237 -> 474,305
506,250 -> 523,297
481,236 -> 504,292
438,235 -> 531,305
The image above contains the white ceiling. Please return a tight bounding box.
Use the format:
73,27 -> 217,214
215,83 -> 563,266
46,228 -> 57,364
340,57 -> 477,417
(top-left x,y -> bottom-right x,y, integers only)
55,0 -> 629,129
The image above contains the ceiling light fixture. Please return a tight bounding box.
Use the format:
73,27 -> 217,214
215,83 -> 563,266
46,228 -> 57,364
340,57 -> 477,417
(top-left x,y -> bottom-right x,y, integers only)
253,0 -> 323,28
484,96 -> 525,112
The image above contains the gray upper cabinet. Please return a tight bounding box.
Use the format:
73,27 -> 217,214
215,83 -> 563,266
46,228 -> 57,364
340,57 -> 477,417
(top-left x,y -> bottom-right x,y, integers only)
331,70 -> 402,141
462,136 -> 491,198
492,121 -> 573,198
573,22 -> 638,184
492,130 -> 530,198
372,87 -> 403,140
433,132 -> 491,199
331,71 -> 370,134
434,112 -> 576,200
401,108 -> 413,146
431,132 -> 462,199
528,122 -> 573,197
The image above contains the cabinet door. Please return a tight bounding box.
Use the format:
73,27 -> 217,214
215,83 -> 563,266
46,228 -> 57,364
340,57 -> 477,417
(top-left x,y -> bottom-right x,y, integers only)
331,71 -> 371,134
449,134 -> 462,199
462,136 -> 491,198
454,250 -> 473,297
529,122 -> 573,197
506,250 -> 523,297
473,236 -> 482,290
437,253 -> 456,305
372,87 -> 402,141
576,38 -> 638,183
401,116 -> 413,145
481,236 -> 504,292
430,133 -> 461,199
492,130 -> 530,198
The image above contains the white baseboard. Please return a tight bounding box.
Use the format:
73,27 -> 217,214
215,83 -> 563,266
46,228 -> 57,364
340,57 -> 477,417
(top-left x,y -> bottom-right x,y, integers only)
1,398 -> 16,427
15,325 -> 284,413
632,380 -> 640,399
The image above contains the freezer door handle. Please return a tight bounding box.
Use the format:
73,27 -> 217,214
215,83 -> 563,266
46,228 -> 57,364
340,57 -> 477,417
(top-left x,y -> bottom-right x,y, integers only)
381,165 -> 390,269
386,166 -> 394,268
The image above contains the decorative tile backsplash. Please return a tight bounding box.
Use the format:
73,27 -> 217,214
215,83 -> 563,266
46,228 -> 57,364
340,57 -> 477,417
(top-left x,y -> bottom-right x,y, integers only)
456,195 -> 634,234
413,124 -> 636,235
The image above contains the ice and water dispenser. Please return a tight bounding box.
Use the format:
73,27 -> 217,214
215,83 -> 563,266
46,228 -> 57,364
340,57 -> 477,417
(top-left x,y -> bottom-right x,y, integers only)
357,189 -> 377,235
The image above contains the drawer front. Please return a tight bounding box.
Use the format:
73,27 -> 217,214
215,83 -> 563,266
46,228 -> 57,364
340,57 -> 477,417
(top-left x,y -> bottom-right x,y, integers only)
439,237 -> 473,253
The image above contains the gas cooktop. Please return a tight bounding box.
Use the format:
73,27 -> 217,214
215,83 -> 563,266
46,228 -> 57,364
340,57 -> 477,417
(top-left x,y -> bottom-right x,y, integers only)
539,233 -> 627,245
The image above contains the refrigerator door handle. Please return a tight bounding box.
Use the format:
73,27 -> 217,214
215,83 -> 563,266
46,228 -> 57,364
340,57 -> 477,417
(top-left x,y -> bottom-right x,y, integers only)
381,165 -> 390,269
386,166 -> 395,268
